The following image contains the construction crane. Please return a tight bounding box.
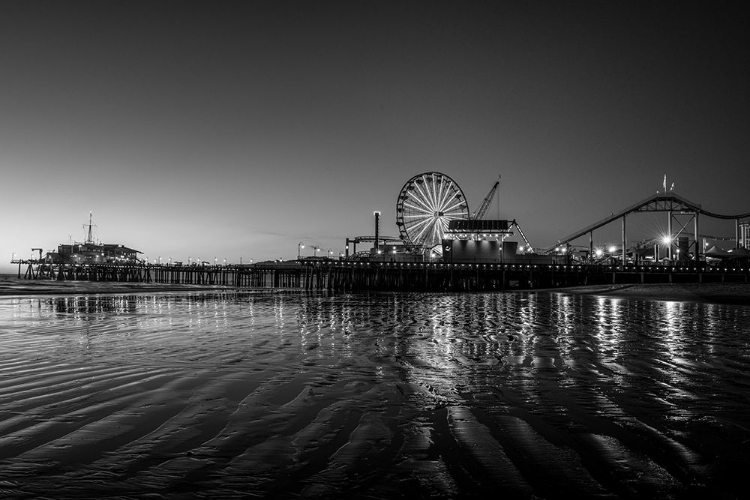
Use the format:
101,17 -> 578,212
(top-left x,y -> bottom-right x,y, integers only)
471,176 -> 500,220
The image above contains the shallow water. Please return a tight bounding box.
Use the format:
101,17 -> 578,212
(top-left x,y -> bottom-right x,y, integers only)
0,286 -> 748,498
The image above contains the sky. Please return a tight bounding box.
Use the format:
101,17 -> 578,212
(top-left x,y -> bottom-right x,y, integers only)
2,1 -> 749,272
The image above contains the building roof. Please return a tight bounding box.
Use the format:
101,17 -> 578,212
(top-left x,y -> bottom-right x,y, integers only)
447,219 -> 511,232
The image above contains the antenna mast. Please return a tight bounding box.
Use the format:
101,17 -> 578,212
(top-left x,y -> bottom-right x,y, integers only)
84,212 -> 97,244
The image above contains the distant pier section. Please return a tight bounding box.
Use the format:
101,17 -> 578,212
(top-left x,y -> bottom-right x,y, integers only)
9,258 -> 749,292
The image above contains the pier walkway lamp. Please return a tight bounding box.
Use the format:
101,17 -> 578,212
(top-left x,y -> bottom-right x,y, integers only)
328,248 -> 333,259
298,242 -> 304,259
313,246 -> 320,257
662,235 -> 673,261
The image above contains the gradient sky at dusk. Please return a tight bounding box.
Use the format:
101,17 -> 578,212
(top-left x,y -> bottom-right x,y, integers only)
2,1 -> 749,272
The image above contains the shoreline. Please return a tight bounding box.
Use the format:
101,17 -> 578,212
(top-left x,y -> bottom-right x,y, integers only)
1,276 -> 750,306
0,279 -> 240,298
541,282 -> 750,306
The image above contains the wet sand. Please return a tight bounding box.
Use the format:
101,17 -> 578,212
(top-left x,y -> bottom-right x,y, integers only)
1,282 -> 748,498
553,282 -> 750,306
0,278 -> 237,297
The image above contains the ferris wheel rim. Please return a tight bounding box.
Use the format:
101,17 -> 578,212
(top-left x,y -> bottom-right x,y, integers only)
395,172 -> 469,250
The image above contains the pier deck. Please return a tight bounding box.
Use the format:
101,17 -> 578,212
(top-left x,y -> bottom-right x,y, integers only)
11,260 -> 749,292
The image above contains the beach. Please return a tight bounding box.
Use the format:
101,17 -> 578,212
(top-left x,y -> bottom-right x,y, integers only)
1,278 -> 748,498
558,282 -> 750,306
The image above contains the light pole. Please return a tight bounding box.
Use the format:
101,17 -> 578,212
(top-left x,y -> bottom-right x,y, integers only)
313,246 -> 320,257
298,242 -> 304,259
328,248 -> 333,259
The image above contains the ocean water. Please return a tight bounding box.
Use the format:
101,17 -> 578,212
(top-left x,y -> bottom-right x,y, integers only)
0,279 -> 748,498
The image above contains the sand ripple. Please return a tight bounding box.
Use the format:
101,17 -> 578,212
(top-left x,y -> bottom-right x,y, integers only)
0,290 -> 748,498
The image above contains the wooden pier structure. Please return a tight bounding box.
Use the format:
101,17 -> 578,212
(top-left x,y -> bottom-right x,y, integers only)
12,259 -> 750,292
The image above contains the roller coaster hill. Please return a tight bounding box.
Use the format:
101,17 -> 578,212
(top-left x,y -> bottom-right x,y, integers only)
547,186 -> 750,267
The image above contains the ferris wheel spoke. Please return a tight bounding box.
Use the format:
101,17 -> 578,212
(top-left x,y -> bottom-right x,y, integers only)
403,217 -> 434,227
406,216 -> 436,234
435,179 -> 452,211
412,220 -> 436,244
439,198 -> 467,215
405,187 -> 435,213
403,199 -> 434,214
414,182 -> 437,212
430,176 -> 443,210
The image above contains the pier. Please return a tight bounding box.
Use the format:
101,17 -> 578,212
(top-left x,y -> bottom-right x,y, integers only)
11,259 -> 749,292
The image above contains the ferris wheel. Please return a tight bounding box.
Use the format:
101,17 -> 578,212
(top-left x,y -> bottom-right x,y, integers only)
396,172 -> 470,251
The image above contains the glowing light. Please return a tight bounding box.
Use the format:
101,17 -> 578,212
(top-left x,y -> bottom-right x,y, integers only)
609,246 -> 616,253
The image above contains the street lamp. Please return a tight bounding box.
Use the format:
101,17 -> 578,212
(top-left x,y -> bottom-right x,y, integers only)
328,248 -> 333,259
298,242 -> 304,259
313,246 -> 320,257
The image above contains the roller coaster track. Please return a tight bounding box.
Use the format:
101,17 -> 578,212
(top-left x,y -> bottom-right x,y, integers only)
552,192 -> 750,250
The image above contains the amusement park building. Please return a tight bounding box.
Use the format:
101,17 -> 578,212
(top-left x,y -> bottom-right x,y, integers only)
47,242 -> 141,265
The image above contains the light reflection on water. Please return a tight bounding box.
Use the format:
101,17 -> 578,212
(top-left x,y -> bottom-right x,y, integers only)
0,290 -> 748,498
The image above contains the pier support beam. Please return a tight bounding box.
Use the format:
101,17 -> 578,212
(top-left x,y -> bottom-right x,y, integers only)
621,215 -> 627,270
